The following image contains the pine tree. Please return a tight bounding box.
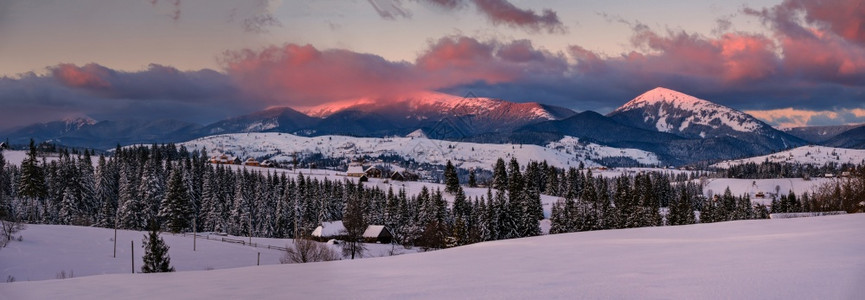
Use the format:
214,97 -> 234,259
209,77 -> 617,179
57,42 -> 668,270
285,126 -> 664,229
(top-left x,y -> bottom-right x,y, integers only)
492,158 -> 508,191
117,167 -> 145,230
18,139 -> 46,222
468,169 -> 477,188
159,166 -> 192,233
141,222 -> 175,273
444,160 -> 460,194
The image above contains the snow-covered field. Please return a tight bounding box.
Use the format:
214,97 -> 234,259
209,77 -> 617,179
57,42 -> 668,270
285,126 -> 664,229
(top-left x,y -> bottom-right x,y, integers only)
179,133 -> 660,171
4,214 -> 863,299
0,225 -> 417,282
1,150 -> 60,167
713,145 -> 865,168
704,178 -> 837,205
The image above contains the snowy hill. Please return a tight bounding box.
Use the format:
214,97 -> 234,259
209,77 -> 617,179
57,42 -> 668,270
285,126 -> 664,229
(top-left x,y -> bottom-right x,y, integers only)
5,214 -> 863,299
178,132 -> 661,170
712,145 -> 865,168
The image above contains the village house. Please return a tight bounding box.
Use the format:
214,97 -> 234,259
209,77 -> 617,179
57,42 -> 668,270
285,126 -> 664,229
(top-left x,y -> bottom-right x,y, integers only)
210,154 -> 238,165
346,162 -> 365,177
365,166 -> 383,178
311,221 -> 392,244
242,157 -> 260,167
363,225 -> 393,244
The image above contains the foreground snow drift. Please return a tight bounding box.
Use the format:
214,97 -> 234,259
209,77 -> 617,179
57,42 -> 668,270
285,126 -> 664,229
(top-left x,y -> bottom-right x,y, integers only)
4,214 -> 864,299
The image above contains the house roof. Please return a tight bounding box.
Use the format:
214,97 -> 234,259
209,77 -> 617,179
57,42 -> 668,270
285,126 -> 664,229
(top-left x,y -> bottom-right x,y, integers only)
363,225 -> 388,238
347,165 -> 364,174
311,221 -> 346,237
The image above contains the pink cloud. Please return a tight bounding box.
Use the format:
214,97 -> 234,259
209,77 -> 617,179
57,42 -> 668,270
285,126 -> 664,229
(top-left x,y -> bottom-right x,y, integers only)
52,63 -> 112,89
224,37 -> 567,106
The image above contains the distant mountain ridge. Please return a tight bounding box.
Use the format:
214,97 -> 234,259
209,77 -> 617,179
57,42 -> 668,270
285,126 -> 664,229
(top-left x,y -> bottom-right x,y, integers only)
784,124 -> 864,144
6,87 -> 860,166
1,91 -> 576,149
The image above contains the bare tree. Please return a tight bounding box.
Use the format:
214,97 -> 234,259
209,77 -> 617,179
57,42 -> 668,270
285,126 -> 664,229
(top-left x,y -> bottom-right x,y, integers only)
0,218 -> 24,248
280,238 -> 339,264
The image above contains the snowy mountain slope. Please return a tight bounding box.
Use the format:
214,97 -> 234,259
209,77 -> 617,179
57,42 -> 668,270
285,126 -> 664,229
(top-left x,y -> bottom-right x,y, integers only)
196,107 -> 318,136
607,87 -> 805,160
300,91 -> 576,137
178,132 -> 661,171
610,87 -> 764,136
6,214 -> 864,299
712,145 -> 865,168
0,225 -> 418,282
303,91 -> 573,120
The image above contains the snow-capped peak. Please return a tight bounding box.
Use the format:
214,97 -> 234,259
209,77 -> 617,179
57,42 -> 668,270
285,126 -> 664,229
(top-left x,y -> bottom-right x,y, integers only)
611,87 -> 763,135
300,91 -> 559,120
616,87 -> 707,111
62,116 -> 97,126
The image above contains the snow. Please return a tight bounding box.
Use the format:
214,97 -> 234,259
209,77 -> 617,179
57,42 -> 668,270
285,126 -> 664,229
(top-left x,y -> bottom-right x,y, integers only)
4,214 -> 863,299
405,129 -> 427,138
0,224 -> 417,282
302,91 -> 557,120
712,145 -> 865,168
702,177 -> 837,205
615,87 -> 763,134
1,150 -> 60,167
179,132 -> 661,172
311,221 -> 345,238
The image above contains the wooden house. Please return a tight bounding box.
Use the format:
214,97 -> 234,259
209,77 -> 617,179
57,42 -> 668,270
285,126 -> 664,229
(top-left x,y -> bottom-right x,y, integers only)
346,163 -> 365,177
365,166 -> 383,178
311,221 -> 346,241
363,225 -> 393,244
243,157 -> 260,167
210,154 -> 237,165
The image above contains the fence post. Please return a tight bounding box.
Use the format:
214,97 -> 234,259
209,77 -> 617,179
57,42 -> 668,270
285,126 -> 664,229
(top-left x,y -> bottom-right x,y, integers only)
257,252 -> 261,266
193,218 -> 197,252
131,240 -> 135,274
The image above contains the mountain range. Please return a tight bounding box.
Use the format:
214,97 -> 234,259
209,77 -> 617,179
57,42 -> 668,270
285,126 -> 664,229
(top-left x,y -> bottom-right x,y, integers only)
2,88 -> 861,165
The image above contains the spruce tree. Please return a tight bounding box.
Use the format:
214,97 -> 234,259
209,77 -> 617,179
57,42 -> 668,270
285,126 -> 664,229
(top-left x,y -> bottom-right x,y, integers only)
468,169 -> 477,188
492,158 -> 508,191
141,222 -> 175,273
444,160 -> 460,194
159,167 -> 192,233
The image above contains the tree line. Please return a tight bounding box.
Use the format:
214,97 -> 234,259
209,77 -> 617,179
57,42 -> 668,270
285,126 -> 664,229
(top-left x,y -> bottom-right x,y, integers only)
2,141 -> 861,251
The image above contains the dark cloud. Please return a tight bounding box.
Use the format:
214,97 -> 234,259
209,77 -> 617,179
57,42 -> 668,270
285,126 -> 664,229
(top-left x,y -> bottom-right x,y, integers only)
470,0 -> 566,33
367,0 -> 566,33
367,0 -> 412,20
0,64 -> 249,130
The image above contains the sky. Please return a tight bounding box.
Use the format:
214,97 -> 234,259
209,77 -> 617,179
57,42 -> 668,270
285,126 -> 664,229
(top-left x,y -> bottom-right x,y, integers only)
0,0 -> 863,130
